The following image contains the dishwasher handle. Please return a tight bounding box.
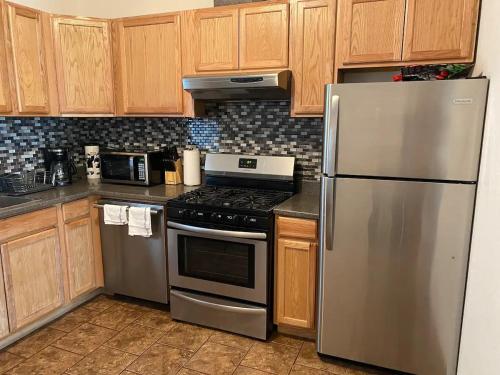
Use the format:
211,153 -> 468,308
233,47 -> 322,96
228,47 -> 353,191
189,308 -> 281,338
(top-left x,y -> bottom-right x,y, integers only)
93,204 -> 162,215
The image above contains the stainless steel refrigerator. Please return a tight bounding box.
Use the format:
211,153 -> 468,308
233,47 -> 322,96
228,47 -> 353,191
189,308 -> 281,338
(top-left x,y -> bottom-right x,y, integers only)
317,79 -> 489,375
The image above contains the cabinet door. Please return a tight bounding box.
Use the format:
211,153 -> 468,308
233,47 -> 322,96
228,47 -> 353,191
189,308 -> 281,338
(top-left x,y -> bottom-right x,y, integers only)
52,17 -> 114,114
403,0 -> 479,61
1,229 -> 63,330
6,3 -> 51,114
64,217 -> 95,300
193,8 -> 239,72
290,0 -> 336,116
115,14 -> 183,114
0,256 -> 9,339
338,0 -> 405,65
276,238 -> 317,329
239,3 -> 289,69
0,2 -> 13,114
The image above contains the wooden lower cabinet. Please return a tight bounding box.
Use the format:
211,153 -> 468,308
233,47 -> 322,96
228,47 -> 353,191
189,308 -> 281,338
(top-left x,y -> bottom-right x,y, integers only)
0,256 -> 9,339
1,228 -> 64,330
63,217 -> 95,300
275,216 -> 318,330
0,197 -> 103,338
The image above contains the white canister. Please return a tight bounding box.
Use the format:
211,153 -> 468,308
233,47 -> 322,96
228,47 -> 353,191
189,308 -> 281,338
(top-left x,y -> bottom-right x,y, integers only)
84,145 -> 100,179
183,147 -> 201,186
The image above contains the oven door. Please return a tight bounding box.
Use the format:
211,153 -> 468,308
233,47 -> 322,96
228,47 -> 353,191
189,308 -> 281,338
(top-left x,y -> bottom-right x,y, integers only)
167,222 -> 268,305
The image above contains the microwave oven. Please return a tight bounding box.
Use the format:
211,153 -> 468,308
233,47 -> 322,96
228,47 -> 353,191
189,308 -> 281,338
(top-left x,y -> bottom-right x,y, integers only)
100,151 -> 164,186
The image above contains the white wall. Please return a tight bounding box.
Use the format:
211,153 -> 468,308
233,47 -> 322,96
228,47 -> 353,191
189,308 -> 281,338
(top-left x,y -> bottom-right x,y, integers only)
10,0 -> 214,17
458,0 -> 500,373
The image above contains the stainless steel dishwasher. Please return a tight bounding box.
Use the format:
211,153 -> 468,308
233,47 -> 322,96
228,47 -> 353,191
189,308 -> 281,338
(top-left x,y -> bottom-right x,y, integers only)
95,199 -> 168,303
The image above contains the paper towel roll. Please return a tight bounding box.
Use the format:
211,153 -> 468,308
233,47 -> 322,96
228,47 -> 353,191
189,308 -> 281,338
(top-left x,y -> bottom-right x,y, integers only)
183,147 -> 201,186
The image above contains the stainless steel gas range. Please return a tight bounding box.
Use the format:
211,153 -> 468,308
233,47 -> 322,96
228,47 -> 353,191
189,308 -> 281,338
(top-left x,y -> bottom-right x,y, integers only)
166,153 -> 295,339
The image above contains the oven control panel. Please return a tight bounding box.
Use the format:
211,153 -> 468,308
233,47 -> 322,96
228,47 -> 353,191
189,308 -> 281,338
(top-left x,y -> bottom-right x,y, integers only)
167,207 -> 269,230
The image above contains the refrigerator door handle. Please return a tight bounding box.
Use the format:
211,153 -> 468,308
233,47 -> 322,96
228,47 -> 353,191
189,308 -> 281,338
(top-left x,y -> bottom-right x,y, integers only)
322,87 -> 339,177
320,177 -> 335,251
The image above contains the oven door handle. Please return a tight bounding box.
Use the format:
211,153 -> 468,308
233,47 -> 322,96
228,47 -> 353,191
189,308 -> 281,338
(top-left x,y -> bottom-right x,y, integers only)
167,221 -> 267,240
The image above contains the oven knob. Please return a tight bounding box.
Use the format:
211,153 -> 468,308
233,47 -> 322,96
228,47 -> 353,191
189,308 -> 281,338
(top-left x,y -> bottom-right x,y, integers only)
211,213 -> 223,223
181,209 -> 192,219
224,214 -> 238,224
242,216 -> 258,226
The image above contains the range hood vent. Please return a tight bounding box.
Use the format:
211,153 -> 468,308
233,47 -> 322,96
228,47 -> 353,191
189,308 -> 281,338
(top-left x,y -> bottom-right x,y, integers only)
182,70 -> 291,100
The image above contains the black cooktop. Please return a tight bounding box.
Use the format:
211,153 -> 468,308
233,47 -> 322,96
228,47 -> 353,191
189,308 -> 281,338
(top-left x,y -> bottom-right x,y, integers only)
169,186 -> 292,213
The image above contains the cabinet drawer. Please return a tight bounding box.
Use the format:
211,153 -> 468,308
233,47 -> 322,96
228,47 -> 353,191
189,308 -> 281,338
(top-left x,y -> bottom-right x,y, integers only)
63,199 -> 90,222
0,207 -> 57,243
277,216 -> 317,240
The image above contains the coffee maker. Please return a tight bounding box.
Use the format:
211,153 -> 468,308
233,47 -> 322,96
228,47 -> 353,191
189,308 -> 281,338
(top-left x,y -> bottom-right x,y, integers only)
42,148 -> 77,186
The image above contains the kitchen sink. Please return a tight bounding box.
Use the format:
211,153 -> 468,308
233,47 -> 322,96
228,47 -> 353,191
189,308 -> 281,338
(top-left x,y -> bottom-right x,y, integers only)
0,196 -> 36,209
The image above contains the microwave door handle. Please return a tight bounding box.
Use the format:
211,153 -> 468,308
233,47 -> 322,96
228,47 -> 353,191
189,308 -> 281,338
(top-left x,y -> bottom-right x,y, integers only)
167,221 -> 267,240
129,156 -> 134,181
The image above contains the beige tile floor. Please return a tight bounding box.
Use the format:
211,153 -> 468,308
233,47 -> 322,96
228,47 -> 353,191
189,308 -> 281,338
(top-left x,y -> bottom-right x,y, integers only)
0,295 -> 397,375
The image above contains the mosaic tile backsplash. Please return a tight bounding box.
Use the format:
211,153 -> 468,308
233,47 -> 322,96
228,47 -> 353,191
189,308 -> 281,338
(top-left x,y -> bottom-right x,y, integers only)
0,101 -> 323,180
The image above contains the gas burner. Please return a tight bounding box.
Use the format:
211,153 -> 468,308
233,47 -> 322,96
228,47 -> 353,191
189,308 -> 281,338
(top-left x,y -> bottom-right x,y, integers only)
172,186 -> 292,213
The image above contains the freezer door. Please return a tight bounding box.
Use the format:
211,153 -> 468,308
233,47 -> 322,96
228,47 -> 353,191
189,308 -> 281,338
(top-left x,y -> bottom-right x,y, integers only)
317,177 -> 476,375
333,80 -> 488,182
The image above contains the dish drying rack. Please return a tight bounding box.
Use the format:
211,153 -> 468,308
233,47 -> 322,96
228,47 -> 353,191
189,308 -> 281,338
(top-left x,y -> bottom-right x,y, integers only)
0,170 -> 54,196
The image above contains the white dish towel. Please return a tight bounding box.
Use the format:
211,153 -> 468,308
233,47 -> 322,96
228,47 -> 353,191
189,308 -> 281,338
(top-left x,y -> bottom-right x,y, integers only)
128,206 -> 152,237
103,204 -> 128,225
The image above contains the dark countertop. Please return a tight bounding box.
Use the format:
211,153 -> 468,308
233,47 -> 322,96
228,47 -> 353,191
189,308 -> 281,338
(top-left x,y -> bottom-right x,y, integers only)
0,177 -> 321,221
273,180 -> 321,220
0,178 -> 199,220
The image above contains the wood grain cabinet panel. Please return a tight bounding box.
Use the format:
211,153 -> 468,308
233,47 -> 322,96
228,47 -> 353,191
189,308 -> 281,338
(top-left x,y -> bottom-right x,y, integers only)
62,198 -> 90,222
276,238 -> 317,329
193,8 -> 239,72
64,217 -> 95,300
6,3 -> 52,114
403,0 -> 479,61
0,207 -> 57,243
277,216 -> 318,241
239,3 -> 289,69
0,1 -> 13,114
338,0 -> 405,65
52,17 -> 114,114
1,228 -> 63,330
0,255 -> 9,339
114,14 -> 183,114
290,0 -> 336,116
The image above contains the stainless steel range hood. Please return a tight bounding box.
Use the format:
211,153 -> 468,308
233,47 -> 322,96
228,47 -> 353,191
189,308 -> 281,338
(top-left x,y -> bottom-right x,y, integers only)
182,70 -> 291,100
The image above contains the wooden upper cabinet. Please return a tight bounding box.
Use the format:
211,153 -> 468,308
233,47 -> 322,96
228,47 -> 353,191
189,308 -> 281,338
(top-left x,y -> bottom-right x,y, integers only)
290,0 -> 336,116
1,228 -> 63,330
193,8 -> 239,72
403,0 -> 479,62
239,3 -> 289,69
337,0 -> 405,65
6,3 -> 55,114
52,17 -> 114,114
114,14 -> 183,115
0,2 -> 13,114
